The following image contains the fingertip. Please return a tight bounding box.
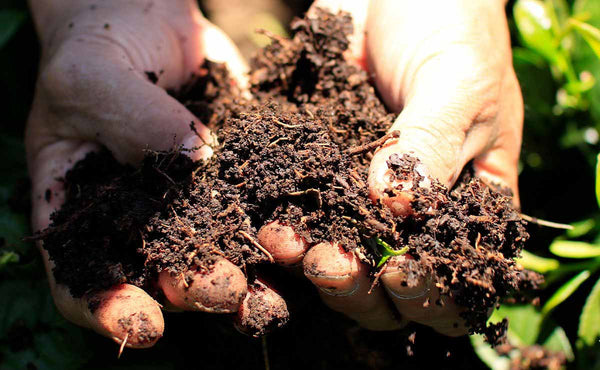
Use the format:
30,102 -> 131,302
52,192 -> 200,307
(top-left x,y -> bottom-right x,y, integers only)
257,221 -> 308,265
158,259 -> 248,313
199,20 -> 249,91
303,242 -> 359,296
381,256 -> 467,335
87,284 -> 164,348
380,255 -> 430,300
368,143 -> 432,217
181,134 -> 215,162
235,280 -> 289,337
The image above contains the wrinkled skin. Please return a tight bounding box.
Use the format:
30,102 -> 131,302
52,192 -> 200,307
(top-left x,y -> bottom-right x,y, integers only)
27,0 -> 522,346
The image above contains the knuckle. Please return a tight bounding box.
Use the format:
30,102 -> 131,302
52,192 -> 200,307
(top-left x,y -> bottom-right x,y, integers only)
39,45 -> 88,106
400,124 -> 461,184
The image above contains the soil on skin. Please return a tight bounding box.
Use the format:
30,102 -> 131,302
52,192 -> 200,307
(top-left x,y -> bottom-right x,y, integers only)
36,9 -> 541,339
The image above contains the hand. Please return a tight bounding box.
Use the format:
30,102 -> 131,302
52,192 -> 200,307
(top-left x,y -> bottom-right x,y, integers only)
27,0 -> 250,348
260,0 -> 523,335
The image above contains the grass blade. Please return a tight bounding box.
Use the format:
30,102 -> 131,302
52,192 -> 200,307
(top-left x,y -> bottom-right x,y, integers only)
542,270 -> 591,315
578,276 -> 600,346
517,249 -> 560,273
550,240 -> 600,258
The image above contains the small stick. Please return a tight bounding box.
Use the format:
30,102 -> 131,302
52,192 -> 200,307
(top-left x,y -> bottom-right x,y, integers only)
274,119 -> 301,129
262,336 -> 271,370
238,160 -> 250,170
238,230 -> 275,263
118,333 -> 129,359
180,272 -> 189,288
155,167 -> 176,185
520,213 -> 574,230
268,137 -> 289,147
474,232 -> 482,250
368,264 -> 387,295
345,130 -> 401,156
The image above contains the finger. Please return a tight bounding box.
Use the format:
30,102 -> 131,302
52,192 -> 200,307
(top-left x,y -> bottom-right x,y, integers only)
365,0 -> 517,216
366,51 -> 503,216
40,242 -> 164,348
380,255 -> 467,336
158,258 -> 248,313
26,135 -> 165,347
472,71 -> 523,206
308,0 -> 369,68
257,221 -> 309,266
39,238 -> 164,348
235,279 -> 289,337
303,242 -> 403,330
197,19 -> 250,92
37,42 -> 215,164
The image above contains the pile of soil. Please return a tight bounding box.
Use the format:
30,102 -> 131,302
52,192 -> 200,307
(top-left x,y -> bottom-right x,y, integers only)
36,9 -> 540,340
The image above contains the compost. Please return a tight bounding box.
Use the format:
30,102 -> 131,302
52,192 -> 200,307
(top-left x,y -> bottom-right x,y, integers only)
36,9 -> 541,339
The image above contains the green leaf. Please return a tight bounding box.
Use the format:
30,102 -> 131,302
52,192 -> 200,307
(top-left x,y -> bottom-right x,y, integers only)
578,276 -> 600,346
514,46 -> 548,67
541,325 -> 575,361
566,218 -> 596,238
572,0 -> 600,120
550,240 -> 600,258
0,10 -> 25,50
571,19 -> 600,60
514,0 -> 560,63
374,238 -> 409,268
0,251 -> 19,270
542,270 -> 592,315
491,304 -> 544,346
546,0 -> 571,34
470,334 -> 511,370
597,153 -> 600,208
0,206 -> 29,253
517,249 -> 560,273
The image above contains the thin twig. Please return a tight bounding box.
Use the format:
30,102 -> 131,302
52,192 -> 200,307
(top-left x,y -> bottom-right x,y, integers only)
520,213 -> 574,230
345,130 -> 401,156
368,262 -> 387,295
118,333 -> 129,359
268,137 -> 289,147
262,336 -> 271,370
239,230 -> 275,263
155,167 -> 176,185
274,119 -> 301,129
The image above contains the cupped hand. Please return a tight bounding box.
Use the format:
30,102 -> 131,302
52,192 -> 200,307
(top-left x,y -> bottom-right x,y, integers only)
259,0 -> 524,335
27,0 -> 250,348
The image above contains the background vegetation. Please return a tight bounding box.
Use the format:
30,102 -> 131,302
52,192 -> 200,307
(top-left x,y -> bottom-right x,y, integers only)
1,0 -> 600,369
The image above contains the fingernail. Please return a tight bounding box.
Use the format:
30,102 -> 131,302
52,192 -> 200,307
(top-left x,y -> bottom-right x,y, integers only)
381,258 -> 431,300
382,273 -> 429,300
318,279 -> 360,297
182,135 -> 214,161
304,270 -> 359,297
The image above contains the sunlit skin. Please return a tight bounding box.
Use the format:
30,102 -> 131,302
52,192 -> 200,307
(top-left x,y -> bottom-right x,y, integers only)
27,0 -> 523,346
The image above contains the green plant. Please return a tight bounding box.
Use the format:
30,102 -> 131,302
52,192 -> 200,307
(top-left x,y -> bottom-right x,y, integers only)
472,0 -> 600,367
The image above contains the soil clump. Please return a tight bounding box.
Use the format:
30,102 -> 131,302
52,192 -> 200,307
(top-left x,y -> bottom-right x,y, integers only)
36,9 -> 540,339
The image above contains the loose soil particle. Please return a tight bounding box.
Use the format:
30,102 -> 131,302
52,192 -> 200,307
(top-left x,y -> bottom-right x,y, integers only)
36,9 -> 541,340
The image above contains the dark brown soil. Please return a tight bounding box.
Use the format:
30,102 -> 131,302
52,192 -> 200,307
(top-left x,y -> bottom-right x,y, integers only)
36,9 -> 540,340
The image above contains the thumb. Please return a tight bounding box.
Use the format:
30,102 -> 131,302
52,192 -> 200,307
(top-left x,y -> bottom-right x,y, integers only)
367,50 -> 517,215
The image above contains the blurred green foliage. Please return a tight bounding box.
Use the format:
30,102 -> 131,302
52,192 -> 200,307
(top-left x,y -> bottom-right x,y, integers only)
473,0 -> 600,368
